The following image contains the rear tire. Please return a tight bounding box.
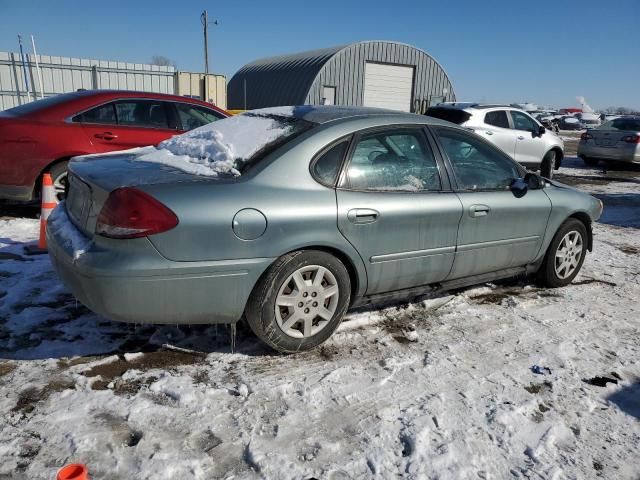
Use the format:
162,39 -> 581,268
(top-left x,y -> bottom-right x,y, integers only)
540,151 -> 556,179
48,161 -> 69,202
245,250 -> 351,353
537,218 -> 588,288
583,157 -> 599,167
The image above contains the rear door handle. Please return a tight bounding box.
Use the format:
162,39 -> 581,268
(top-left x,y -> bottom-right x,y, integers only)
517,135 -> 525,140
469,204 -> 490,217
94,132 -> 118,140
485,131 -> 494,136
347,208 -> 379,224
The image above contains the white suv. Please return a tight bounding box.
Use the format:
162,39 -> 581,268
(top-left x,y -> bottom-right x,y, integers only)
426,103 -> 564,178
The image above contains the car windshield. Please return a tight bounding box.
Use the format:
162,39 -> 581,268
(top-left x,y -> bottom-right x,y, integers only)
5,92 -> 80,115
136,107 -> 317,177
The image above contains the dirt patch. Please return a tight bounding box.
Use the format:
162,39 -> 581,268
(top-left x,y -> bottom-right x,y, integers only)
618,245 -> 640,255
469,288 -> 562,305
12,377 -> 75,413
83,349 -> 206,387
92,375 -> 159,396
524,381 -> 553,395
0,362 -> 16,377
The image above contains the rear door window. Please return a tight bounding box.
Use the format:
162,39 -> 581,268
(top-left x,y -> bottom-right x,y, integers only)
114,100 -> 170,129
344,129 -> 441,191
72,103 -> 116,124
175,103 -> 225,130
484,110 -> 510,129
425,107 -> 471,125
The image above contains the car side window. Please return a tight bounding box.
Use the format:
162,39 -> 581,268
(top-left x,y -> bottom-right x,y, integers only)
175,103 -> 224,130
114,101 -> 169,129
345,129 -> 441,191
72,103 -> 116,124
484,110 -> 510,129
436,128 -> 521,191
312,140 -> 349,186
510,111 -> 538,132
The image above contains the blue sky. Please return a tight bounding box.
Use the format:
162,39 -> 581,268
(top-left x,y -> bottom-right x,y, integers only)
1,0 -> 637,110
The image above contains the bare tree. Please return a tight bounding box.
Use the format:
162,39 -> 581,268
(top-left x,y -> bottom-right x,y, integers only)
151,55 -> 177,68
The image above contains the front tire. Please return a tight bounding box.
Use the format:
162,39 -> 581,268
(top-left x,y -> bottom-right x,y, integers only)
245,250 -> 351,353
537,218 -> 588,288
540,151 -> 556,179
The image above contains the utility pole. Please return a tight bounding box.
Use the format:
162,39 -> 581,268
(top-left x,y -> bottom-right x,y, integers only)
201,11 -> 218,74
17,35 -> 32,102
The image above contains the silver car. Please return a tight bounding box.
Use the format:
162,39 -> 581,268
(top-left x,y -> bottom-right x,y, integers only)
578,116 -> 640,166
47,106 -> 602,353
426,103 -> 565,178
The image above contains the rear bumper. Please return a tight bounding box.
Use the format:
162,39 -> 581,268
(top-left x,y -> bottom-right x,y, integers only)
578,143 -> 640,163
47,206 -> 274,325
0,183 -> 34,202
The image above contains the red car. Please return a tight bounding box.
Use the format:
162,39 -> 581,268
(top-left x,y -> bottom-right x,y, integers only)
0,90 -> 228,202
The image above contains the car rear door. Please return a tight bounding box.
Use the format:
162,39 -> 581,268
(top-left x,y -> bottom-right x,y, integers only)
478,110 -> 517,158
335,126 -> 462,294
77,99 -> 178,152
510,110 -> 547,167
432,126 -> 551,279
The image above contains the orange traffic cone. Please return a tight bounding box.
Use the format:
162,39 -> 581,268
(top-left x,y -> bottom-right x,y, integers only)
38,173 -> 57,249
24,173 -> 58,255
56,464 -> 89,480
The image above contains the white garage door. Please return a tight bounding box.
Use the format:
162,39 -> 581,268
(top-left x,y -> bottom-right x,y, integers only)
363,62 -> 414,112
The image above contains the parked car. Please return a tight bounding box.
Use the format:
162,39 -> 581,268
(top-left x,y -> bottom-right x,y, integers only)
0,90 -> 228,202
556,116 -> 583,131
578,116 -> 640,166
48,106 -> 603,353
426,103 -> 564,178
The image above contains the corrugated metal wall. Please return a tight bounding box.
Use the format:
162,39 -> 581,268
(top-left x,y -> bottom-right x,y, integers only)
0,52 -> 175,110
305,41 -> 455,112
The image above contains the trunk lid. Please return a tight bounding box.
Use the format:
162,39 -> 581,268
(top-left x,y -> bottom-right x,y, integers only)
590,128 -> 638,148
65,152 -> 233,237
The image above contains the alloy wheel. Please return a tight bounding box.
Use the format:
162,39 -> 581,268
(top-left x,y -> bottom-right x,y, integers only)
274,265 -> 340,338
52,171 -> 68,202
554,231 -> 583,279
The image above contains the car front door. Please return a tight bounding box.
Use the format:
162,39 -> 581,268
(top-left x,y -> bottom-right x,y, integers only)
480,110 -> 517,158
433,127 -> 552,280
510,110 -> 547,167
336,127 -> 462,294
76,100 -> 177,153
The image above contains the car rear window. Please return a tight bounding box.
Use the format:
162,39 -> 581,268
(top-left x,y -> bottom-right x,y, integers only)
484,111 -> 510,129
602,118 -> 640,131
5,93 -> 80,116
425,107 -> 471,125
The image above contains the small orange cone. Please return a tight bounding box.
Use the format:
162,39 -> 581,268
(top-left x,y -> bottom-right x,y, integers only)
56,464 -> 89,480
38,173 -> 57,250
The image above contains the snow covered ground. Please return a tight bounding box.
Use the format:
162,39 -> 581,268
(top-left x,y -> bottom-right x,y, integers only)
0,158 -> 638,479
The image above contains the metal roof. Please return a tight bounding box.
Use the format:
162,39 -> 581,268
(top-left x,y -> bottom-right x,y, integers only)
227,41 -> 455,111
228,45 -> 345,110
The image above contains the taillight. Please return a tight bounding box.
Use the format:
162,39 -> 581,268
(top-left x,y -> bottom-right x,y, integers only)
622,135 -> 640,144
96,187 -> 178,239
581,132 -> 593,141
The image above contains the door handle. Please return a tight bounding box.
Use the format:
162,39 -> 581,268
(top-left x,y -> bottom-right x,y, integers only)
469,204 -> 490,217
517,135 -> 525,140
94,132 -> 118,140
485,131 -> 494,135
347,208 -> 379,224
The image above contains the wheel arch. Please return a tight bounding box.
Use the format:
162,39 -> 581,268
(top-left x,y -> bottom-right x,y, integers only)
568,211 -> 593,251
33,154 -> 87,198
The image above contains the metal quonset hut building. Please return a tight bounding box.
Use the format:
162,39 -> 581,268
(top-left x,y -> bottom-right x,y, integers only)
227,41 -> 455,113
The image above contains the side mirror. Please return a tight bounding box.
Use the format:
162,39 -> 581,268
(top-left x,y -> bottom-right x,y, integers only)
524,172 -> 543,189
510,177 -> 528,198
538,125 -> 546,136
